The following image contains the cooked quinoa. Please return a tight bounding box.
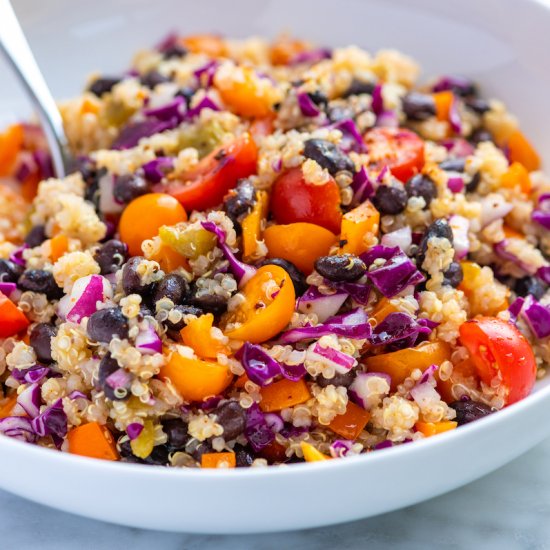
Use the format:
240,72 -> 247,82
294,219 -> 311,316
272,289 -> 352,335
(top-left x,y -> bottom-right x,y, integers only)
0,33 -> 547,467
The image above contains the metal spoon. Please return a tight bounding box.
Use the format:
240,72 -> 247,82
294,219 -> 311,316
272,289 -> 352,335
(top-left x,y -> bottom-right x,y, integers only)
0,0 -> 73,178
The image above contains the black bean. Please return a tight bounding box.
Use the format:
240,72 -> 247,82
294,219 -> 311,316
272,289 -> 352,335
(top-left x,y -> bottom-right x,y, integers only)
402,92 -> 436,121
439,158 -> 466,172
405,174 -> 437,207
316,370 -> 355,388
223,179 -> 257,230
0,259 -> 23,283
140,70 -> 170,89
153,274 -> 189,304
18,269 -> 63,300
94,239 -> 128,275
29,323 -> 56,364
465,97 -> 490,115
234,444 -> 254,467
212,401 -> 247,441
113,174 -> 150,204
119,439 -> 142,463
163,304 -> 204,331
188,288 -> 227,315
514,276 -> 546,300
24,225 -> 47,248
122,257 -> 152,295
342,79 -> 375,98
97,354 -> 130,401
87,307 -> 129,343
162,44 -> 188,59
372,185 -> 408,215
257,258 -> 308,296
327,105 -> 354,123
449,400 -> 495,426
162,418 -> 190,451
186,439 -> 213,462
315,254 -> 366,282
470,129 -> 493,145
307,90 -> 328,107
465,172 -> 481,193
142,445 -> 170,466
88,77 -> 121,97
443,262 -> 464,288
303,139 -> 355,175
417,219 -> 454,266
174,86 -> 196,106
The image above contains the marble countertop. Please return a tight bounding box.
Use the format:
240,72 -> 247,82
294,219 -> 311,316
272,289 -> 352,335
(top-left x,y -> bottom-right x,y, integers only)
2,438 -> 550,550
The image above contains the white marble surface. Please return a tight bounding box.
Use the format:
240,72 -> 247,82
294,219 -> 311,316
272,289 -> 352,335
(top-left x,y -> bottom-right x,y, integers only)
2,438 -> 550,549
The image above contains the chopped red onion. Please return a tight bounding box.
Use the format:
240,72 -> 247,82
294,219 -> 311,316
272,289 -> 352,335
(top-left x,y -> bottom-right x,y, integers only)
64,275 -> 112,323
371,83 -> 384,115
449,215 -> 470,259
381,226 -> 412,254
479,194 -> 513,227
127,422 -> 144,440
297,286 -> 348,322
135,323 -> 163,354
9,244 -> 27,267
264,413 -> 284,433
312,342 -> 357,373
329,439 -> 354,458
15,383 -> 41,418
349,372 -> 391,410
376,110 -> 399,128
297,92 -> 321,117
0,282 -> 16,296
447,174 -> 464,193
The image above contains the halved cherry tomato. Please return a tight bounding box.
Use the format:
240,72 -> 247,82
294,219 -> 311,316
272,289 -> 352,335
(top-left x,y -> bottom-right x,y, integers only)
270,167 -> 342,234
507,129 -> 541,172
180,313 -> 230,359
119,193 -> 187,256
459,317 -> 537,405
0,292 -> 29,338
148,243 -> 190,273
241,190 -> 269,261
364,127 -> 424,183
223,265 -> 295,343
500,161 -> 531,195
436,357 -> 479,403
263,222 -> 337,274
339,199 -> 380,256
162,134 -> 257,212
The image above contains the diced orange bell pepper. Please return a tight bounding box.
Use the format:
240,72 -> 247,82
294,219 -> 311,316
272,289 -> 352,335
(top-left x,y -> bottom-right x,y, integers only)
234,373 -> 250,389
21,171 -> 42,202
181,34 -> 227,57
0,395 -> 17,419
80,98 -> 100,115
328,402 -> 371,440
263,222 -> 337,274
201,452 -> 236,468
436,357 -> 479,403
49,234 -> 69,262
339,200 -> 380,256
507,129 -> 541,172
159,352 -> 233,403
371,297 -> 400,325
180,313 -> 230,359
300,441 -> 330,462
150,243 -> 190,273
67,422 -> 120,461
223,265 -> 295,343
269,36 -> 308,65
500,162 -> 531,195
433,91 -> 454,123
459,261 -> 509,316
363,341 -> 451,391
258,440 -> 288,463
0,292 -> 29,338
415,420 -> 457,437
241,190 -> 269,261
259,378 -> 311,412
502,225 -> 524,240
0,124 -> 24,177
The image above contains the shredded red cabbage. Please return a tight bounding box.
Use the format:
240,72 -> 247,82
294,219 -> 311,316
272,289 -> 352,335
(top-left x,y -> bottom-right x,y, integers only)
371,83 -> 384,115
135,322 -> 162,354
194,60 -> 219,87
369,312 -> 433,348
112,119 -> 174,150
236,342 -> 281,386
31,398 -> 68,439
328,119 -> 367,153
447,175 -> 464,193
127,423 -> 144,440
296,286 -> 348,322
350,165 -> 375,205
264,413 -> 284,433
521,295 -> 550,339
11,365 -> 52,384
312,342 -> 356,370
244,403 -> 275,452
0,282 -> 16,296
349,372 -> 392,409
325,279 -> 371,305
376,110 -> 399,128
9,244 -> 27,267
289,48 -> 331,65
15,383 -> 41,418
142,157 -> 175,183
432,75 -> 474,95
0,416 -> 36,442
143,96 -> 186,123
297,92 -> 321,117
185,97 -> 220,120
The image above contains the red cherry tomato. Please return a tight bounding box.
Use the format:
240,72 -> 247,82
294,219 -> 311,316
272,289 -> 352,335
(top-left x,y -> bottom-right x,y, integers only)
459,317 -> 537,405
0,292 -> 29,338
161,133 -> 257,212
270,167 -> 342,234
364,127 -> 425,183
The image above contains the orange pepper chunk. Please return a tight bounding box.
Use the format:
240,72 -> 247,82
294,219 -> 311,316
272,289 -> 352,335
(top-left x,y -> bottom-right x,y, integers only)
181,34 -> 227,57
263,222 -> 337,274
241,190 -> 269,261
459,261 -> 509,316
415,420 -> 457,437
80,98 -> 100,115
269,36 -> 308,65
507,129 -> 541,172
328,402 -> 371,440
0,292 -> 30,338
363,341 -> 451,391
0,124 -> 24,176
436,357 -> 478,403
500,162 -> 531,195
149,243 -> 190,273
234,373 -> 250,389
339,200 -> 380,256
259,379 -> 311,412
180,313 -> 230,359
21,171 -> 41,202
67,422 -> 120,461
502,224 -> 524,240
433,91 -> 454,122
49,234 -> 69,262
159,352 -> 233,403
201,452 -> 236,469
371,297 -> 400,325
0,395 -> 17,419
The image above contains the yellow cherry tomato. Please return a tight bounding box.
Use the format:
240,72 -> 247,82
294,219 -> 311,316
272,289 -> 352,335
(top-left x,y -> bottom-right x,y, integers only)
223,265 -> 295,343
119,193 -> 187,256
181,313 -> 231,359
300,441 -> 330,462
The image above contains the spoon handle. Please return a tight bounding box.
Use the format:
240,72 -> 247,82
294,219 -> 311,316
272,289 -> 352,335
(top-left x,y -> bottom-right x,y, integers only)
0,0 -> 72,178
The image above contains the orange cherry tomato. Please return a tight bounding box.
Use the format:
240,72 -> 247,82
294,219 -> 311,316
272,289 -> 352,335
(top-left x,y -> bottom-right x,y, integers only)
0,124 -> 24,177
161,134 -> 257,212
223,265 -> 295,343
263,222 -> 337,274
119,193 -> 187,256
148,243 -> 190,273
180,313 -> 230,359
269,36 -> 308,65
507,129 -> 541,172
459,317 -> 537,405
500,162 -> 532,195
0,292 -> 29,338
270,167 -> 342,234
339,199 -> 380,256
364,127 -> 425,183
432,91 -> 454,123
159,352 -> 233,403
180,34 -> 227,57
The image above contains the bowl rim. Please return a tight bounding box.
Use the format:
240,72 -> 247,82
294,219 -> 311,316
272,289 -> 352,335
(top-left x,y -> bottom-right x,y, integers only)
1,380 -> 549,479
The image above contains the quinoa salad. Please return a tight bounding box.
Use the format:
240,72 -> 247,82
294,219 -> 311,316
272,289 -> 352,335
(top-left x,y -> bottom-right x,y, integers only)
0,33 -> 547,468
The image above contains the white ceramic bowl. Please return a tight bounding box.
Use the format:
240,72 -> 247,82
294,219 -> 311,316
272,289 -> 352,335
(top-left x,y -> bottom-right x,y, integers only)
1,0 -> 550,533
